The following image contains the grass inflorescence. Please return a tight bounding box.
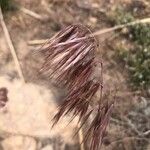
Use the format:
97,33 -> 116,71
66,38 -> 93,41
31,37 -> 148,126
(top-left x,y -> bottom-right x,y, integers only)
111,7 -> 150,89
39,24 -> 114,150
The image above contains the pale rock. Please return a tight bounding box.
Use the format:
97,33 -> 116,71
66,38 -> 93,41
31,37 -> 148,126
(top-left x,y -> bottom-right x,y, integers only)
0,76 -> 77,144
41,145 -> 53,150
1,136 -> 36,150
89,17 -> 97,24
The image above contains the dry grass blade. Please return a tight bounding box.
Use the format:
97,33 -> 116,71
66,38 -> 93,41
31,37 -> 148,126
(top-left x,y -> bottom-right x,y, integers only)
87,102 -> 114,150
52,80 -> 100,125
0,6 -> 25,83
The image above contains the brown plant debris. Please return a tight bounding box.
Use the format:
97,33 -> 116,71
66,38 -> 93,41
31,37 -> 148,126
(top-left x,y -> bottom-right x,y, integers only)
0,87 -> 8,108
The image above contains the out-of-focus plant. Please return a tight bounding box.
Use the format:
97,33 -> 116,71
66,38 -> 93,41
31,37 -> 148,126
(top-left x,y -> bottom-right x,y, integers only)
0,0 -> 15,12
118,44 -> 150,89
109,7 -> 134,25
39,24 -> 114,150
129,24 -> 150,88
131,24 -> 150,46
112,7 -> 150,89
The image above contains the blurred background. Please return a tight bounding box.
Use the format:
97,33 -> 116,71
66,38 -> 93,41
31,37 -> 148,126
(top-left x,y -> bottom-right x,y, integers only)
0,0 -> 150,150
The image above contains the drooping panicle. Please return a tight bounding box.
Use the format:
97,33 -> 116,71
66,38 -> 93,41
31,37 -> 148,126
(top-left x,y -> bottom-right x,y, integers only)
39,24 -> 114,150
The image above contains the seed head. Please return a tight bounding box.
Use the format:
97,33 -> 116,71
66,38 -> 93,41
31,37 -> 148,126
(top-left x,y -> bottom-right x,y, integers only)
39,24 -> 114,150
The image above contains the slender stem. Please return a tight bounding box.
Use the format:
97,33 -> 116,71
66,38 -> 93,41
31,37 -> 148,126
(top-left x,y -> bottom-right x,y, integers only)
55,18 -> 150,46
0,7 -> 25,83
28,18 -> 150,46
92,18 -> 150,37
19,7 -> 43,21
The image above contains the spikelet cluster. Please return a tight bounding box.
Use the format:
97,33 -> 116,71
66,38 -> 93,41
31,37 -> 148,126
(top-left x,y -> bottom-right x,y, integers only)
39,24 -> 114,150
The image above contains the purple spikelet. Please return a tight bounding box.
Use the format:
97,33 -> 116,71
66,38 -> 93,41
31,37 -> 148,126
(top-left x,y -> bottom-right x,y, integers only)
39,24 -> 114,150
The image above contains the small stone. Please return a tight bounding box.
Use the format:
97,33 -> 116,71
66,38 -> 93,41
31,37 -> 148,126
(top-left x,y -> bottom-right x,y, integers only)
139,97 -> 147,109
110,0 -> 114,4
89,17 -> 97,24
121,27 -> 129,34
91,3 -> 99,8
41,145 -> 53,150
134,96 -> 147,110
144,106 -> 150,117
